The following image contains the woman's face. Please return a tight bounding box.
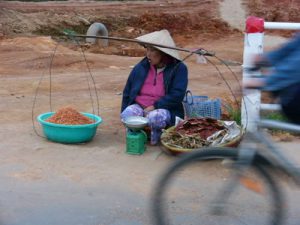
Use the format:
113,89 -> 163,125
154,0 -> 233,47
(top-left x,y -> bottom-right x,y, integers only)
146,46 -> 163,66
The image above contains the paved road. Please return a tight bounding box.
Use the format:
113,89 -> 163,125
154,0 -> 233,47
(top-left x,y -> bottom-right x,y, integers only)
0,122 -> 299,225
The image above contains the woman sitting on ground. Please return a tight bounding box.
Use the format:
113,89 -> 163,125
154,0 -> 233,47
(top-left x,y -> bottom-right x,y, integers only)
121,29 -> 188,145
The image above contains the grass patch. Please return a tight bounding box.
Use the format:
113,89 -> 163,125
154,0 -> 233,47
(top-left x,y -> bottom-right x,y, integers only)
261,111 -> 295,137
263,111 -> 288,122
223,103 -> 241,125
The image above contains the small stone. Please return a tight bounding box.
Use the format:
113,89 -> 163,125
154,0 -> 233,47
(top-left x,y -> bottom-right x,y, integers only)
109,66 -> 120,70
127,27 -> 135,33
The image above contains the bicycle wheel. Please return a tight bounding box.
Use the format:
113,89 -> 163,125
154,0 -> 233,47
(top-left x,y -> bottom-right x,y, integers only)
151,148 -> 284,225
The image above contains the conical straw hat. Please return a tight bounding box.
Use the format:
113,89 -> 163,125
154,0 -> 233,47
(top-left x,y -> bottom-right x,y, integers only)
135,29 -> 181,60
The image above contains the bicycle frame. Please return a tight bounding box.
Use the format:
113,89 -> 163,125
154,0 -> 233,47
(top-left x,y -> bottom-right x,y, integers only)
252,121 -> 300,184
241,68 -> 300,184
210,115 -> 300,216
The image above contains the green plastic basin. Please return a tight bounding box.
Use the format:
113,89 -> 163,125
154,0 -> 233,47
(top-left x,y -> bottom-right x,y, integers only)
37,112 -> 102,144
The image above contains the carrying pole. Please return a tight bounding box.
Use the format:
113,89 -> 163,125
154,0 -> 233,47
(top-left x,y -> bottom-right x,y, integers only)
63,32 -> 215,56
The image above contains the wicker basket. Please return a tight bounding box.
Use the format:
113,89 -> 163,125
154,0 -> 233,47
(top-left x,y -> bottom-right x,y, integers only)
160,126 -> 244,155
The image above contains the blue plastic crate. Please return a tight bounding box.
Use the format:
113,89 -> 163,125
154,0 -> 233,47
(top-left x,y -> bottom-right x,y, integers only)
183,91 -> 221,119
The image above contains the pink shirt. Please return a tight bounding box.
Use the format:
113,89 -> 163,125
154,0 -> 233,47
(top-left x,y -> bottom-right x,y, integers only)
135,65 -> 165,108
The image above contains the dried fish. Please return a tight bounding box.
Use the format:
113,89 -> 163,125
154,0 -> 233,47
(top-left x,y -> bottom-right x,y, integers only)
162,118 -> 227,149
176,118 -> 225,139
161,130 -> 209,149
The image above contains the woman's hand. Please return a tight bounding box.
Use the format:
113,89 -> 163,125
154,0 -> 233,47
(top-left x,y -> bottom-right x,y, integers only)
144,105 -> 155,113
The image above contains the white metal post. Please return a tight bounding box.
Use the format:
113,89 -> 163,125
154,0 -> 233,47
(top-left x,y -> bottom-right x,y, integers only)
242,17 -> 264,131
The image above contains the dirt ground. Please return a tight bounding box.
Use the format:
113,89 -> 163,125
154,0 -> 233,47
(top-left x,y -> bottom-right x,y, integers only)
0,0 -> 299,160
0,1 -> 300,224
0,0 -> 300,175
0,0 -> 247,127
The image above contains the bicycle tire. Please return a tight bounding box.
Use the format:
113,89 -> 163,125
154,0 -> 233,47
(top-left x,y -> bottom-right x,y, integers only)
151,148 -> 284,225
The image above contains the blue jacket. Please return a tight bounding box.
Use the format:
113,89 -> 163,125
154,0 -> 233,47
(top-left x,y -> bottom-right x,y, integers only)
121,57 -> 188,125
264,32 -> 300,91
